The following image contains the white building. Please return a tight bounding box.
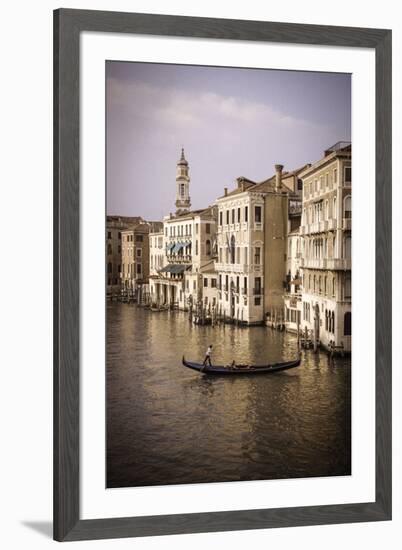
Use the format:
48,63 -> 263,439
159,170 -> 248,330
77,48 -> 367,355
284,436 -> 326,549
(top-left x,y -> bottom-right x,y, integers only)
215,165 -> 308,325
299,142 -> 352,351
149,150 -> 218,312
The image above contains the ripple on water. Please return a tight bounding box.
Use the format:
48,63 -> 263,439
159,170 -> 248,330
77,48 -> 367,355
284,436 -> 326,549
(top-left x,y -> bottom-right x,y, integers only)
106,303 -> 351,488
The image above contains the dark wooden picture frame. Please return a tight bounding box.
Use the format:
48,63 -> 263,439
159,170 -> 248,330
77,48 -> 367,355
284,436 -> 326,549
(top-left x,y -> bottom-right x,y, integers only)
54,8 -> 392,542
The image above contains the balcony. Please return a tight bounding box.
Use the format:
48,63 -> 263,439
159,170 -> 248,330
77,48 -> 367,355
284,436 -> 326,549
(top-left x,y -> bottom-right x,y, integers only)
300,257 -> 351,270
343,218 -> 352,230
215,263 -> 249,273
253,288 -> 263,296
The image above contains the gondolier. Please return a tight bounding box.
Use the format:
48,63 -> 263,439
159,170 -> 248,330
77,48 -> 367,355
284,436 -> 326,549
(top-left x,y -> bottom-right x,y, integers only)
202,344 -> 213,369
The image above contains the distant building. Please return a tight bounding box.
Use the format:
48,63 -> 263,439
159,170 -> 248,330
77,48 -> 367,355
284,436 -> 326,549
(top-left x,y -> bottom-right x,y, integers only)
121,223 -> 150,292
106,216 -> 143,293
299,142 -> 352,351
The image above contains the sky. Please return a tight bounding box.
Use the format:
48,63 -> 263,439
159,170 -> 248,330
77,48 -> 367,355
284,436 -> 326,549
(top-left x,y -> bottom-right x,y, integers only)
106,61 -> 351,220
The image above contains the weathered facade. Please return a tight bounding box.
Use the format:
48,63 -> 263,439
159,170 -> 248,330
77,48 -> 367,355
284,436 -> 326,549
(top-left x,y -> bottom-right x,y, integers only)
215,165 -> 307,325
299,142 -> 352,351
106,216 -> 143,293
121,223 -> 151,292
149,151 -> 218,313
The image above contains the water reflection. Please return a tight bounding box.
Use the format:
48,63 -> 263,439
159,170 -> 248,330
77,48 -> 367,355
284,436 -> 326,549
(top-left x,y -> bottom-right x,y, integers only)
107,303 -> 351,488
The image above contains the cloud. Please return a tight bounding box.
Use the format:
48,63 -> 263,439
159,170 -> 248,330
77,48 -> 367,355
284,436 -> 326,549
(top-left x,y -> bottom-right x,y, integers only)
106,77 -> 322,135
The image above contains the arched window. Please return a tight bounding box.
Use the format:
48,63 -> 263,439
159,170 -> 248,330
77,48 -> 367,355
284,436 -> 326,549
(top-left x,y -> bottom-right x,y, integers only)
344,311 -> 351,335
332,277 -> 336,297
230,235 -> 235,264
206,239 -> 211,256
344,195 -> 352,219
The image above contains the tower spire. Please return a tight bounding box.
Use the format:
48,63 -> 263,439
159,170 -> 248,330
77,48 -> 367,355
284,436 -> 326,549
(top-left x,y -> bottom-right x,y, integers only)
175,148 -> 191,215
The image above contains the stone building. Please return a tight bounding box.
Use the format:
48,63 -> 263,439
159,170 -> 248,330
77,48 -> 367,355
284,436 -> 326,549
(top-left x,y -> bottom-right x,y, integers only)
215,164 -> 307,325
149,150 -> 218,311
299,142 -> 352,351
106,216 -> 142,293
121,223 -> 151,293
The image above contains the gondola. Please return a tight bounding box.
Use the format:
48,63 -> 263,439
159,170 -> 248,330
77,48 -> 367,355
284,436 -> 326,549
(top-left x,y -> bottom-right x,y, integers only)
182,355 -> 301,375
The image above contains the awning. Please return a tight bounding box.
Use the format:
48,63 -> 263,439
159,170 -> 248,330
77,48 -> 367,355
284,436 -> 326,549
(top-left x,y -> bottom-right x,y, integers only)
172,242 -> 185,254
165,242 -> 175,252
159,264 -> 191,274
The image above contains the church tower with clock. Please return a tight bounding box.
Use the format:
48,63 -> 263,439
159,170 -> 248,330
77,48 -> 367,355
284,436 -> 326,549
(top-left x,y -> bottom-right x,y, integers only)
175,148 -> 191,215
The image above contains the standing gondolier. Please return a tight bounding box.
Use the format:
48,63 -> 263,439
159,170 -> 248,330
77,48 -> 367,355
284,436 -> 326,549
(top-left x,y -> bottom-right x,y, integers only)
202,344 -> 213,370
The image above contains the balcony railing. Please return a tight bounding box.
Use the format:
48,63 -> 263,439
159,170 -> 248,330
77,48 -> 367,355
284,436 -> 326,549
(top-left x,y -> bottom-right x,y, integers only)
343,218 -> 352,230
300,257 -> 351,270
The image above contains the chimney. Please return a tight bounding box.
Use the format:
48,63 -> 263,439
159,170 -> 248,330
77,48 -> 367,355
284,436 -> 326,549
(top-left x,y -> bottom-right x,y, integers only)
224,187 -> 228,196
275,164 -> 284,191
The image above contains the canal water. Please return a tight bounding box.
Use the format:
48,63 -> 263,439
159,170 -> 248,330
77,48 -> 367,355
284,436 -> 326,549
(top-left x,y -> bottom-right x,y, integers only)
107,302 -> 351,488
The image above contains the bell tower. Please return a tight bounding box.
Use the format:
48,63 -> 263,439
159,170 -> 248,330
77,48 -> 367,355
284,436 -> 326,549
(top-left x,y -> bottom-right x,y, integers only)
175,148 -> 191,215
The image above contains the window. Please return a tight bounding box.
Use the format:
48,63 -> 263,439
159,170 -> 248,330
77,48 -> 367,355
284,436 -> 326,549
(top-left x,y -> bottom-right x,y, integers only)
206,223 -> 211,234
255,206 -> 262,223
230,235 -> 235,264
195,240 -> 198,255
344,311 -> 352,335
231,209 -> 235,224
226,211 -> 229,225
344,166 -> 352,185
254,297 -> 261,306
136,248 -> 142,257
254,247 -> 261,265
237,208 -> 241,222
195,224 -> 199,234
206,240 -> 211,255
107,244 -> 112,255
244,276 -> 248,293
245,206 -> 248,223
180,183 -> 185,197
297,178 -> 303,190
344,236 -> 351,260
135,234 -> 143,242
118,232 -> 121,240
211,278 -> 217,288
204,278 -> 208,288
244,247 -> 248,265
118,245 -> 121,254
107,262 -> 112,274
333,168 -> 338,184
193,281 -> 196,290
219,211 -> 223,226
345,273 -> 351,299
344,196 -> 352,219
107,231 -> 111,239
255,277 -> 261,293
136,263 -> 142,275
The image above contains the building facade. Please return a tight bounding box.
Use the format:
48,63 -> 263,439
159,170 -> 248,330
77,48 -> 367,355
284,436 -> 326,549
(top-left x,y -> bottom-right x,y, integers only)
215,164 -> 308,325
299,142 -> 352,351
149,150 -> 218,313
106,216 -> 142,294
121,223 -> 151,293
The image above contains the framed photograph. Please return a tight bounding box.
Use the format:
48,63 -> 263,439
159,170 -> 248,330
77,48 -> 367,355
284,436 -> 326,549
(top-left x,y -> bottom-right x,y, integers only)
54,8 -> 392,541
